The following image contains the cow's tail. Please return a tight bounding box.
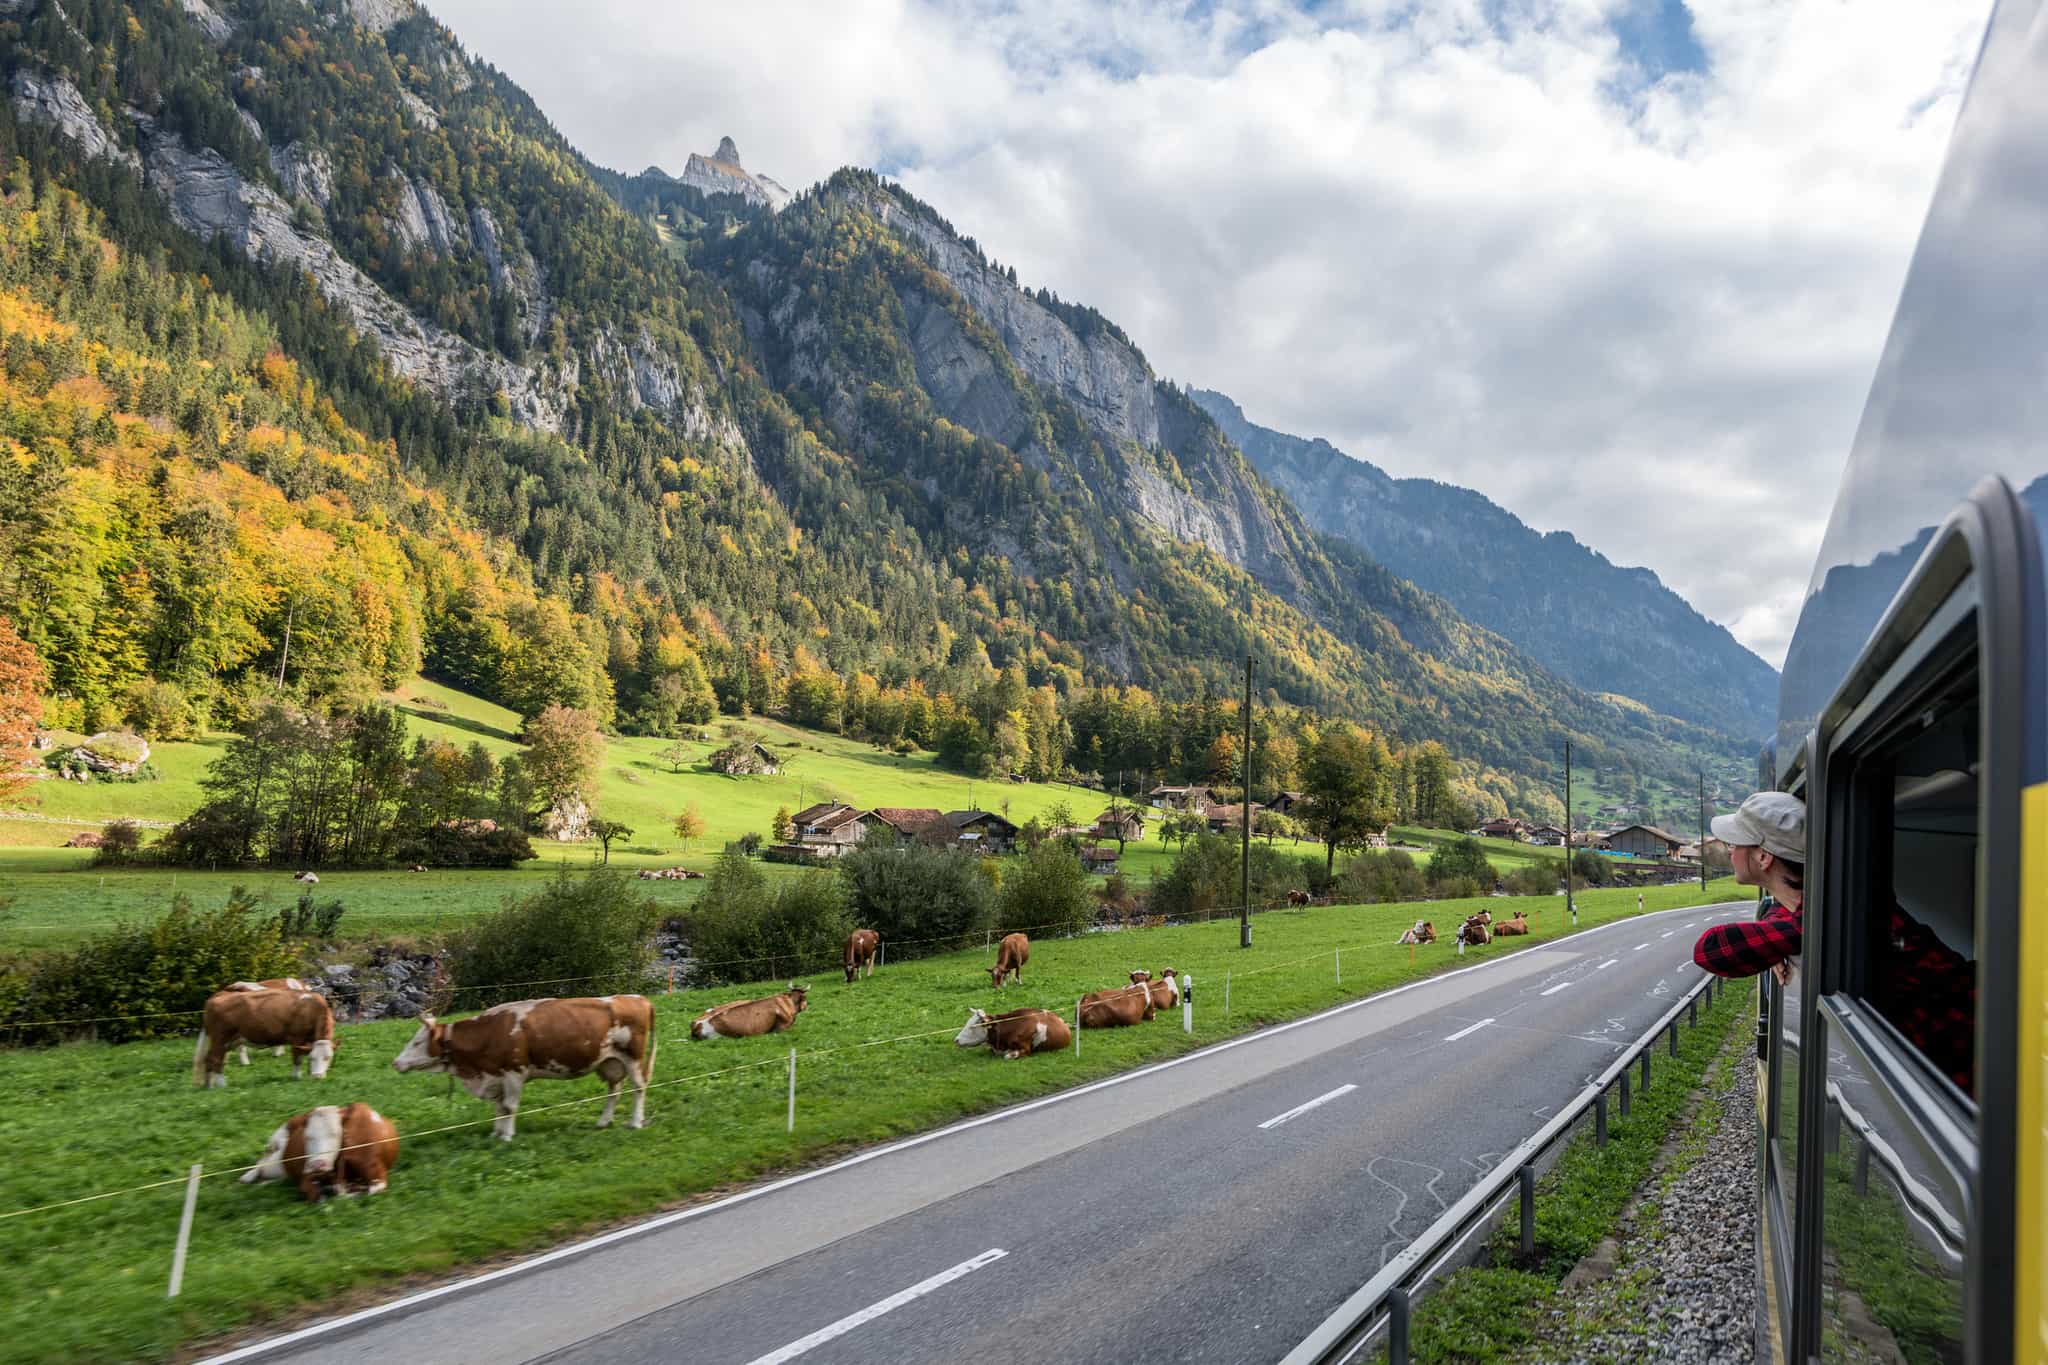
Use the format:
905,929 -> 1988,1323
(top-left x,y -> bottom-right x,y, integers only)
191,1026 -> 211,1087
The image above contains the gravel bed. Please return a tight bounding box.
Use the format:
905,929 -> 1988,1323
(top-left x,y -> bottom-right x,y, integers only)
1538,1029 -> 1758,1364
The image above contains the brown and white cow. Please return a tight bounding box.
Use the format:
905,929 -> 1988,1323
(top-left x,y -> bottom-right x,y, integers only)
194,987 -> 335,1088
844,930 -> 880,983
1397,920 -> 1436,946
1285,889 -> 1311,907
224,979 -> 310,1065
690,985 -> 808,1040
954,1006 -> 1071,1059
1456,914 -> 1492,947
1127,968 -> 1184,1010
990,933 -> 1029,989
239,1102 -> 399,1202
1079,983 -> 1155,1028
1492,914 -> 1530,937
391,995 -> 655,1141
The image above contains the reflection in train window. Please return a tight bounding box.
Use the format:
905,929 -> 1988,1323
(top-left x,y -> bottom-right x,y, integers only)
1846,663 -> 1979,1102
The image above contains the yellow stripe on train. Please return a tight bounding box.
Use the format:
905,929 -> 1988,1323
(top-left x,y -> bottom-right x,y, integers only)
2018,781 -> 2048,1365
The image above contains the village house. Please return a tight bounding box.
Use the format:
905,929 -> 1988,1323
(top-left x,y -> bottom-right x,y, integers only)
1525,825 -> 1567,846
1478,817 -> 1530,840
1079,844 -> 1120,874
1266,790 -> 1305,818
1604,824 -> 1685,858
788,802 -> 869,856
1148,784 -> 1217,813
1093,807 -> 1147,843
1203,802 -> 1263,835
938,809 -> 1019,855
868,807 -> 944,842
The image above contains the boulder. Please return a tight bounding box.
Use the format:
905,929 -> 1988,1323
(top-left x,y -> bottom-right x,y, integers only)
539,795 -> 592,842
63,831 -> 104,849
75,730 -> 150,776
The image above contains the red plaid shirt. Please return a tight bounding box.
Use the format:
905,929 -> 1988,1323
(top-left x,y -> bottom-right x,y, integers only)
1693,902 -> 1976,1096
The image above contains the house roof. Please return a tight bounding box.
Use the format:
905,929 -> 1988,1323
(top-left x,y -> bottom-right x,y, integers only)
1203,802 -> 1262,822
1607,823 -> 1685,846
792,802 -> 861,830
1095,807 -> 1146,823
1149,784 -> 1213,797
945,809 -> 1019,835
869,806 -> 943,832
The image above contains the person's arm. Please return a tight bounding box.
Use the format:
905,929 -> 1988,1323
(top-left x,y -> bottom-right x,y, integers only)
1693,903 -> 1802,978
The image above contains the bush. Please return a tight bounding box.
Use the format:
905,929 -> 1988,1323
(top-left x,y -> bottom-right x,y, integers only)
1337,849 -> 1428,904
686,851 -> 851,984
1503,861 -> 1561,897
391,822 -> 535,868
445,869 -> 657,1008
838,839 -> 993,952
121,679 -> 194,741
91,819 -> 145,864
2,888 -> 302,1046
1432,876 -> 1488,901
274,891 -> 346,940
1149,834 -> 1239,920
1570,850 -> 1614,886
996,840 -> 1096,938
735,831 -> 763,856
1427,837 -> 1497,888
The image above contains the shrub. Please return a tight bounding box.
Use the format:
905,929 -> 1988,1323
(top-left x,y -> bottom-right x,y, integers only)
1148,833 -> 1239,920
1337,849 -> 1428,904
91,819 -> 144,864
3,888 -> 302,1046
687,851 -> 851,984
1570,850 -> 1614,886
1433,876 -> 1488,901
273,891 -> 346,940
391,822 -> 535,868
1427,837 -> 1497,887
445,869 -> 656,1007
838,839 -> 993,952
735,831 -> 763,856
1504,862 -> 1561,897
996,840 -> 1095,938
120,678 -> 194,741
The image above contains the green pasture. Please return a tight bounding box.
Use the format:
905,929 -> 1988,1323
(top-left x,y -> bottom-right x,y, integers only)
0,879 -> 1741,1363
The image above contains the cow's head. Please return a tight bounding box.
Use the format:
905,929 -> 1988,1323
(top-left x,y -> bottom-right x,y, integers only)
1128,969 -> 1152,985
301,1106 -> 344,1177
391,1015 -> 448,1073
308,1036 -> 336,1079
954,1008 -> 991,1048
787,984 -> 809,1013
1155,969 -> 1180,1006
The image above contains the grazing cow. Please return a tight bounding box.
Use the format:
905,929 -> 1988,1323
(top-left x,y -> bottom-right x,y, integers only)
391,995 -> 655,1141
990,933 -> 1029,990
1493,914 -> 1530,937
1079,983 -> 1155,1028
955,1007 -> 1072,1059
690,985 -> 808,1040
224,979 -> 310,1065
1396,921 -> 1436,946
844,930 -> 881,983
1127,968 -> 1184,1010
293,871 -> 319,884
1456,914 -> 1492,947
1285,889 -> 1311,907
239,1103 -> 399,1202
194,987 -> 335,1088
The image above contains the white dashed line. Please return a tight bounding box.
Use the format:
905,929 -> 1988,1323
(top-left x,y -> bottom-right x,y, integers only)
1597,959 -> 1619,970
1258,1084 -> 1359,1130
1633,943 -> 1651,951
743,1249 -> 1008,1364
1661,931 -> 1676,939
1539,982 -> 1573,997
1444,1018 -> 1496,1042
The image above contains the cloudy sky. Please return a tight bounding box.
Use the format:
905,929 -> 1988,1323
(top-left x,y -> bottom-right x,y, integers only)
433,0 -> 1990,668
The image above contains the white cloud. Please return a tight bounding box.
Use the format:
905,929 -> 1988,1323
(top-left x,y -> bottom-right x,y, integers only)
430,0 -> 1990,668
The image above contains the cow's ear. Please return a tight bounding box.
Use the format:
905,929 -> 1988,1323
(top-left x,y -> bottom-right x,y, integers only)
419,1012 -> 436,1026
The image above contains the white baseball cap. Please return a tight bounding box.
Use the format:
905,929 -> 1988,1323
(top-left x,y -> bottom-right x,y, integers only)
1711,792 -> 1806,863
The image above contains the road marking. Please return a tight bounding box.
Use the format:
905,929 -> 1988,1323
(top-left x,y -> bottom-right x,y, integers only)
742,1249 -> 1007,1364
1597,959 -> 1619,970
1444,1018 -> 1495,1042
1633,943 -> 1650,951
1661,931 -> 1676,939
1685,921 -> 1699,928
1258,1084 -> 1359,1130
1539,982 -> 1573,997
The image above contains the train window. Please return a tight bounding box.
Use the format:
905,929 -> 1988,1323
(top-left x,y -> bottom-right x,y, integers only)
1842,659 -> 1980,1102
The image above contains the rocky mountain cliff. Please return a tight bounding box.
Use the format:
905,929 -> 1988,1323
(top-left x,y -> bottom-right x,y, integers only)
676,135 -> 789,211
1194,390 -> 1779,742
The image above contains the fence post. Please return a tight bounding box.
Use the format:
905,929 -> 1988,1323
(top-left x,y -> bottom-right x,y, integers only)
1518,1163 -> 1536,1258
1181,975 -> 1192,1034
1074,999 -> 1082,1055
1224,972 -> 1231,1019
1619,1070 -> 1631,1118
879,941 -> 886,969
168,1162 -> 201,1298
786,1049 -> 795,1134
1335,949 -> 1341,987
1595,1091 -> 1608,1145
1387,1286 -> 1411,1365
668,964 -> 675,996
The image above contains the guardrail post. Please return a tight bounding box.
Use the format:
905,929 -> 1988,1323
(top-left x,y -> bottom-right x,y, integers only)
1619,1070 -> 1631,1118
1824,1100 -> 1841,1155
1855,1139 -> 1871,1195
1387,1287 -> 1411,1365
1640,1049 -> 1651,1093
1688,996 -> 1698,1027
1668,1021 -> 1679,1057
1518,1163 -> 1536,1258
1595,1091 -> 1607,1145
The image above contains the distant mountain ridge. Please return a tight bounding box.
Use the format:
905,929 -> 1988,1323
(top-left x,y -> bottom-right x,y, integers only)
1192,389 -> 1778,741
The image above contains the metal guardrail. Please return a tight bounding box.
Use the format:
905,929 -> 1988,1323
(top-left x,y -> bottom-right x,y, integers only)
1282,969 -> 1726,1365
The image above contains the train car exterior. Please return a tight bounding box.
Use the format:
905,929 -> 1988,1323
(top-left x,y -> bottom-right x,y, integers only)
1757,3 -> 2047,1361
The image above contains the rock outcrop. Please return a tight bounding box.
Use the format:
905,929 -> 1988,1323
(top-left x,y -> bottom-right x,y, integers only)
180,0 -> 230,43
680,136 -> 791,212
269,139 -> 334,209
10,70 -> 137,171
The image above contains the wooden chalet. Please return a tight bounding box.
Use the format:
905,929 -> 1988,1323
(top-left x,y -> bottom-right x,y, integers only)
1093,807 -> 1147,842
1604,823 -> 1685,857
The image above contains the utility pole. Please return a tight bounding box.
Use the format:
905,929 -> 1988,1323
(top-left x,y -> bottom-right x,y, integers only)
275,597 -> 296,692
1240,652 -> 1254,949
1699,771 -> 1708,892
1564,740 -> 1576,926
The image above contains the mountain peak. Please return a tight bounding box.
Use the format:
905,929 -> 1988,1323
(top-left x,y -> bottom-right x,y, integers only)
680,136 -> 789,211
713,135 -> 741,166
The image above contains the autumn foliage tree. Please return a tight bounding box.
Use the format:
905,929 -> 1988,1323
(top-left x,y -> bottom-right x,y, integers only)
0,616 -> 45,805
672,803 -> 705,848
522,704 -> 606,808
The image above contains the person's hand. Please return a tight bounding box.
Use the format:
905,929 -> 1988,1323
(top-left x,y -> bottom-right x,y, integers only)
1771,960 -> 1796,987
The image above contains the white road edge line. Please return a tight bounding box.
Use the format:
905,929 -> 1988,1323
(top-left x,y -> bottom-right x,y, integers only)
1597,959 -> 1619,970
194,901 -> 1737,1365
1259,1084 -> 1358,1130
742,1249 -> 1007,1365
1539,982 -> 1572,997
1444,1018 -> 1495,1042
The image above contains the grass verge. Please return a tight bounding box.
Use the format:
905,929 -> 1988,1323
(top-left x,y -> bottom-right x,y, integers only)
0,882 -> 1741,1363
1404,976 -> 1757,1363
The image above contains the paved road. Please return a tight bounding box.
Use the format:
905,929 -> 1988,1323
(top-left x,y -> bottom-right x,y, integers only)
207,903 -> 1740,1365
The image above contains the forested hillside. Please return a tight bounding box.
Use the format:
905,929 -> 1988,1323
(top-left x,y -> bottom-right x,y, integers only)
0,0 -> 1745,814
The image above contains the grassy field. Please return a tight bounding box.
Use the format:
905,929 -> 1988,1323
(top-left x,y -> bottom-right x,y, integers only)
0,878 -> 1741,1363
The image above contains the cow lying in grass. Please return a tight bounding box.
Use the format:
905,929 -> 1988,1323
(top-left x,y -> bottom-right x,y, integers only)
691,985 -> 808,1040
1492,914 -> 1530,937
391,995 -> 655,1141
239,1103 -> 398,1203
1397,921 -> 1436,945
955,1007 -> 1071,1059
1128,968 -> 1185,1010
195,986 -> 335,1088
1080,982 -> 1155,1028
1456,914 -> 1492,947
